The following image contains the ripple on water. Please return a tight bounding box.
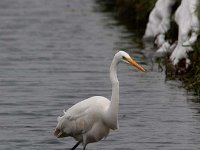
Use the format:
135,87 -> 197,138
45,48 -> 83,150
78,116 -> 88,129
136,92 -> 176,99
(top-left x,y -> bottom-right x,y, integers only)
0,0 -> 200,150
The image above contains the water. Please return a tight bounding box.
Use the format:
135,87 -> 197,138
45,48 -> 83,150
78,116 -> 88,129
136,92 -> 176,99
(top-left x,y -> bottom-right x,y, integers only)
0,0 -> 200,150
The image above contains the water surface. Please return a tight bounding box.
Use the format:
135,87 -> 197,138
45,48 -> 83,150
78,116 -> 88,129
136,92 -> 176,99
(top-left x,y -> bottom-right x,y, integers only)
0,0 -> 200,150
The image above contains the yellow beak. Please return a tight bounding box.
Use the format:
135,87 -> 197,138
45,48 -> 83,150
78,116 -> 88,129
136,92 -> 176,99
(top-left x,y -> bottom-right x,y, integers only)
126,57 -> 145,72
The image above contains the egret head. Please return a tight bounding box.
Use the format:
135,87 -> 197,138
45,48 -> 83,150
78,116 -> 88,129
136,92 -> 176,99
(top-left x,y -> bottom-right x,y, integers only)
115,51 -> 145,72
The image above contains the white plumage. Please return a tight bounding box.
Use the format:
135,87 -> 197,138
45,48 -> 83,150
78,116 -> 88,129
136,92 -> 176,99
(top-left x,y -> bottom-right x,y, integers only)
54,51 -> 145,150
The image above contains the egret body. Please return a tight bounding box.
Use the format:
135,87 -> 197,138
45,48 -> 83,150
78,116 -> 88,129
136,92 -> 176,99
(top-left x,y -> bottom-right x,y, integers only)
54,51 -> 145,150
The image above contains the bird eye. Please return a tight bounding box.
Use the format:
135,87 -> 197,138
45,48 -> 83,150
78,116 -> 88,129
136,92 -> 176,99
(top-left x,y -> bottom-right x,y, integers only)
122,56 -> 126,60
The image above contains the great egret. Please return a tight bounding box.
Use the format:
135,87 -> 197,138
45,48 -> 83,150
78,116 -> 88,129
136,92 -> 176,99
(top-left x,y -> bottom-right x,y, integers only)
54,51 -> 145,150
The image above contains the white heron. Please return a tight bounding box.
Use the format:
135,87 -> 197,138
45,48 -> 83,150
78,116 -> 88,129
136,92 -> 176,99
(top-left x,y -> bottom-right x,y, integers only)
54,51 -> 145,150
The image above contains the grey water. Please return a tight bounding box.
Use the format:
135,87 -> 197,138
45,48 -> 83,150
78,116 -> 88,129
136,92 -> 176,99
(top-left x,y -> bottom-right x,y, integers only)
0,0 -> 200,150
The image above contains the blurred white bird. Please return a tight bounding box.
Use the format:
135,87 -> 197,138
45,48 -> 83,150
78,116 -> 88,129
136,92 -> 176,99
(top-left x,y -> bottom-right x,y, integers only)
54,51 -> 145,150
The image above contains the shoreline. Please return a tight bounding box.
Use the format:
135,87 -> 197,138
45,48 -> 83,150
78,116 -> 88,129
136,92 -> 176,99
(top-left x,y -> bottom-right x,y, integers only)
98,0 -> 200,97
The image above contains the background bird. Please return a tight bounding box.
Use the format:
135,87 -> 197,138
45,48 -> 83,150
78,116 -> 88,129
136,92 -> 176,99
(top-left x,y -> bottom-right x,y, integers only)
54,51 -> 145,150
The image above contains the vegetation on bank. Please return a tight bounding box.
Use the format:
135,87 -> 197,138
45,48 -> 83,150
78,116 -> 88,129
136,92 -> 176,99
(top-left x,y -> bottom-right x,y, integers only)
97,0 -> 200,96
113,0 -> 157,27
184,1 -> 200,96
96,0 -> 156,31
198,1 -> 200,19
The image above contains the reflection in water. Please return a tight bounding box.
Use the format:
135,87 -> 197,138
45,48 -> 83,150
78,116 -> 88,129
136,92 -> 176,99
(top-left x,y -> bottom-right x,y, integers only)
0,0 -> 200,150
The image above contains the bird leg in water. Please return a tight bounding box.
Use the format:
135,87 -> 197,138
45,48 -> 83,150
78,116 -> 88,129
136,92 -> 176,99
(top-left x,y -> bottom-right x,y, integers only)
83,145 -> 86,150
70,141 -> 81,150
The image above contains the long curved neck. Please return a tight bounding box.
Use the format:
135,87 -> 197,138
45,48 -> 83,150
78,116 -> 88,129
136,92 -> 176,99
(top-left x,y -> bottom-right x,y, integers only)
106,57 -> 119,130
